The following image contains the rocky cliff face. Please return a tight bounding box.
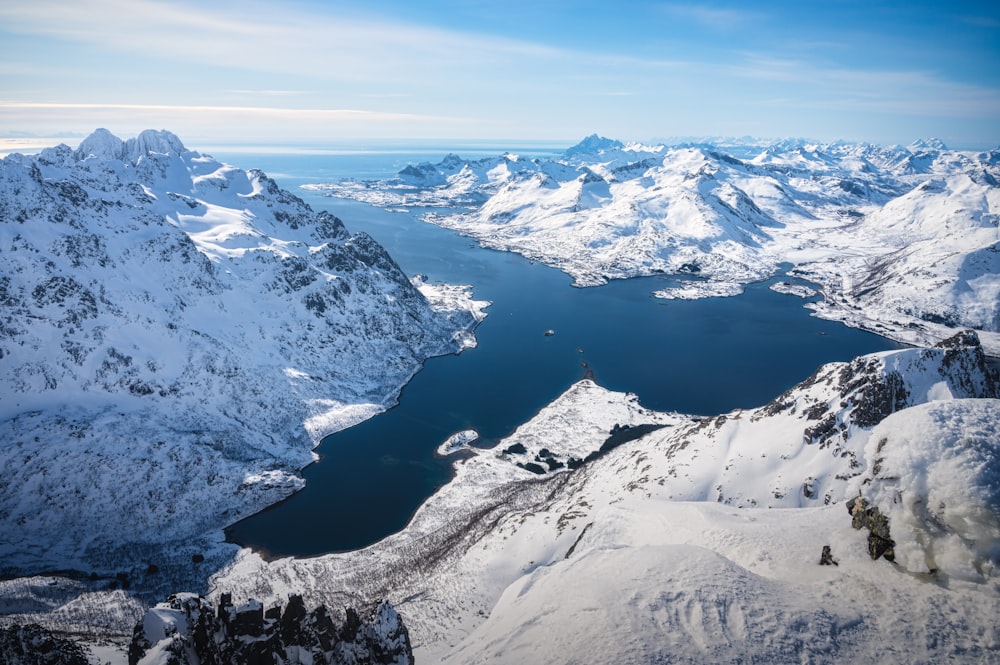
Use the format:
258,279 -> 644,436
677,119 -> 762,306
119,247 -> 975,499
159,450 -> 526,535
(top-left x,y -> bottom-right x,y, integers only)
127,593 -> 412,665
0,623 -> 90,665
0,129 -> 484,580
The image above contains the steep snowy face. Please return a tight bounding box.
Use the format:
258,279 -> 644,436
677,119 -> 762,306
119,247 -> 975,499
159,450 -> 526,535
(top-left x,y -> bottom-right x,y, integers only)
314,138 -> 1000,354
0,129 -> 485,577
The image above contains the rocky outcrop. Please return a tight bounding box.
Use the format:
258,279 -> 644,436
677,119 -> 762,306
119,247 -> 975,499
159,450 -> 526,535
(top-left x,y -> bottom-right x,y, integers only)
0,623 -> 90,665
128,593 -> 413,665
847,496 -> 896,562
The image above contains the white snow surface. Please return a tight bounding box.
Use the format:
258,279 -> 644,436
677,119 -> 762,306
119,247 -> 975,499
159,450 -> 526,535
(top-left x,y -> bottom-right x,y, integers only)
0,129 -> 487,577
208,334 -> 1000,664
314,136 -> 1000,354
852,399 -> 1000,582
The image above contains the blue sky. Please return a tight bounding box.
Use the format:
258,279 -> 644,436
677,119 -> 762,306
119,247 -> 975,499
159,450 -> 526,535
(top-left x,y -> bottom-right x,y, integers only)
1,0 -> 998,148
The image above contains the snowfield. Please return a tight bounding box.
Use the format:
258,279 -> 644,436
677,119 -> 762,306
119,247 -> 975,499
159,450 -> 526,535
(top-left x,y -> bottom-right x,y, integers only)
0,129 -> 487,585
312,135 -> 1000,355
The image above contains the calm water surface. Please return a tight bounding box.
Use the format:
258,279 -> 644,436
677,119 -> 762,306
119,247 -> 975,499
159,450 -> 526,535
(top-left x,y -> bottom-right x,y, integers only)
220,150 -> 902,557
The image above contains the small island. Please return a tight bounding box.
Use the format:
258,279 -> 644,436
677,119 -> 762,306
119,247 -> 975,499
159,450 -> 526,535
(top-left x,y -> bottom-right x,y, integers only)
436,429 -> 480,456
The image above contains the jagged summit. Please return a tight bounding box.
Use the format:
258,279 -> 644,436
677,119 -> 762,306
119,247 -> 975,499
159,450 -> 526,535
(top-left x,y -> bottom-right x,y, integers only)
72,127 -> 188,164
73,127 -> 124,161
564,133 -> 625,157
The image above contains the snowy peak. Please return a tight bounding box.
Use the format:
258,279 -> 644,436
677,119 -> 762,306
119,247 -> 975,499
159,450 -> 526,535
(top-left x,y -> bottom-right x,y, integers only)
0,129 -> 486,578
73,127 -> 125,161
125,128 -> 188,162
909,137 -> 949,152
72,127 -> 188,164
564,133 -> 625,157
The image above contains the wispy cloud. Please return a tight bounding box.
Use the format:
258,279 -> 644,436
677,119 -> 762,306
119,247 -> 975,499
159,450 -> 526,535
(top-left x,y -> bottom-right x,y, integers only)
724,57 -> 1000,118
659,3 -> 763,31
222,90 -> 315,98
1,0 -> 996,145
0,101 -> 476,141
959,14 -> 1000,28
0,0 -> 559,85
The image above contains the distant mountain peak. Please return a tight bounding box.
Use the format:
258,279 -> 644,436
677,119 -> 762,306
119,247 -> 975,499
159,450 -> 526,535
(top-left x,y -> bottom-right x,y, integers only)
73,127 -> 189,164
565,134 -> 625,157
908,137 -> 948,151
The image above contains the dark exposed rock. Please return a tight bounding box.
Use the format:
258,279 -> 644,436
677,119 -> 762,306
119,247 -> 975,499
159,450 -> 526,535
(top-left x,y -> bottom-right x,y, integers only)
819,545 -> 839,566
0,623 -> 90,665
847,496 -> 896,562
128,593 -> 414,665
839,359 -> 909,429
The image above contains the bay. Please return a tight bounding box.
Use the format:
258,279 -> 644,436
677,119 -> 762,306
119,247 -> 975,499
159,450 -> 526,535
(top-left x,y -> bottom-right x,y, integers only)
220,149 -> 902,558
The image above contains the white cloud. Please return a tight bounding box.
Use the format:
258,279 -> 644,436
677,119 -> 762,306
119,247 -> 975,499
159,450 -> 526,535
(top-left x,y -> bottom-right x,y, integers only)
659,3 -> 763,31
1,0 -> 997,145
0,0 -> 558,84
0,101 -> 477,142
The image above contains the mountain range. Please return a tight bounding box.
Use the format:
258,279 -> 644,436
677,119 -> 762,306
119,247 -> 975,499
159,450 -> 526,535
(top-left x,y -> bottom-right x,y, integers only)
312,134 -> 1000,355
1,131 -> 998,664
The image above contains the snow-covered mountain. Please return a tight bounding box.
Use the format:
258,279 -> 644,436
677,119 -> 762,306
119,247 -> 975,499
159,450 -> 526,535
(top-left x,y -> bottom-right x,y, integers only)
0,129 -> 486,581
312,136 -> 1000,354
197,331 -> 999,663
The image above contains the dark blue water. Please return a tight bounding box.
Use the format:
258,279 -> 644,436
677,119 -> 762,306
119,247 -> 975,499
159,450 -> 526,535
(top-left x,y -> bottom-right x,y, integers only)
221,150 -> 902,558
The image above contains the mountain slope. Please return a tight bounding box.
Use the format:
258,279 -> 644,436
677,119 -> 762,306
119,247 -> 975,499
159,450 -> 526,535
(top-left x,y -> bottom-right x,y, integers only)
0,129 -> 486,579
209,332 -> 1000,663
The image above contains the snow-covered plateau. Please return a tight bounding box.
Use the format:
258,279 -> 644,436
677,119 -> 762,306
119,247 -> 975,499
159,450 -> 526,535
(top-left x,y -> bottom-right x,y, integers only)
0,129 -> 487,588
311,135 -> 1000,355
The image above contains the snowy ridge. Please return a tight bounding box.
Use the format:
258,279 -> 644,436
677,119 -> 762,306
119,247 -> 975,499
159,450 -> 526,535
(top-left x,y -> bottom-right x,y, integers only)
0,129 -> 487,580
206,332 -> 999,663
315,136 -> 1000,354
